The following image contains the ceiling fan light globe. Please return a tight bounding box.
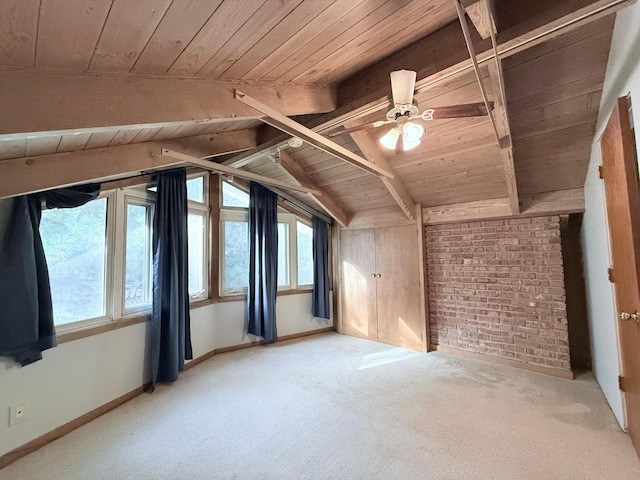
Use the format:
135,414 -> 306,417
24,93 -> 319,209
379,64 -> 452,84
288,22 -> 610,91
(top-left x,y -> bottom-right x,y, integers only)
380,128 -> 400,150
403,138 -> 421,151
403,121 -> 424,142
390,69 -> 417,107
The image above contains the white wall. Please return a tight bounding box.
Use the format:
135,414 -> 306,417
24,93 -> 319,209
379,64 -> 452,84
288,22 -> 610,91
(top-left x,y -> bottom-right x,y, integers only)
0,294 -> 332,457
582,1 -> 640,428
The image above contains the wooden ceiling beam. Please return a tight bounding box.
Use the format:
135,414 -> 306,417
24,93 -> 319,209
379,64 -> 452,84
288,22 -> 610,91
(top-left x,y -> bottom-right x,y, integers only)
234,90 -> 394,179
464,0 -> 494,39
0,72 -> 336,138
456,0 -> 520,215
276,149 -> 350,227
161,149 -> 320,196
160,129 -> 258,158
346,126 -> 416,221
0,143 -> 179,199
422,188 -> 584,225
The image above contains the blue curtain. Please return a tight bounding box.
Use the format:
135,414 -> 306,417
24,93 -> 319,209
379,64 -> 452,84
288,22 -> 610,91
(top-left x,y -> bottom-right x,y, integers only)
150,168 -> 192,387
312,216 -> 330,319
247,182 -> 278,342
0,184 -> 100,366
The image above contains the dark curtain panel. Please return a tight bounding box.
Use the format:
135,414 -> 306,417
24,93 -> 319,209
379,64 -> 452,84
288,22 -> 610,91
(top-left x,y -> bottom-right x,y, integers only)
0,184 -> 100,366
312,216 -> 331,319
150,168 -> 192,387
247,182 -> 278,342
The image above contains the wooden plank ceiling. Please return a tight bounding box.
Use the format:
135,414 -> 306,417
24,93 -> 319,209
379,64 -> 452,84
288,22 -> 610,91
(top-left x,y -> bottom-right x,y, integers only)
0,0 -> 624,225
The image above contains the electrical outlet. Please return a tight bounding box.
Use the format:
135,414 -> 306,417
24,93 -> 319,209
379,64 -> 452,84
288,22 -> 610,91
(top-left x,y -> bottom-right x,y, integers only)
9,403 -> 28,427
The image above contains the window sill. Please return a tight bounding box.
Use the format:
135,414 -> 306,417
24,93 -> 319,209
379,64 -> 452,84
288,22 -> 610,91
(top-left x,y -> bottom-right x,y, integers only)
215,288 -> 313,303
190,297 -> 214,309
57,290 -> 314,344
57,314 -> 149,344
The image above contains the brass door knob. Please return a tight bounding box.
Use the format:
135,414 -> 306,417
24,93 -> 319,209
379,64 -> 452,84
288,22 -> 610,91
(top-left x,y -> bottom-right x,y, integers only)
620,312 -> 631,320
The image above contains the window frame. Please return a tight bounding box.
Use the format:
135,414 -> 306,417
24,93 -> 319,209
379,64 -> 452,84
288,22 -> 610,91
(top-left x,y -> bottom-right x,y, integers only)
120,190 -> 155,317
50,171 -> 212,338
41,190 -> 115,335
218,179 -> 314,298
186,172 -> 211,302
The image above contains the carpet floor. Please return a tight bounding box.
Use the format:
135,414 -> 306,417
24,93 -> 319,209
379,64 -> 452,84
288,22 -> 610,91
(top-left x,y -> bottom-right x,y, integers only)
1,332 -> 639,480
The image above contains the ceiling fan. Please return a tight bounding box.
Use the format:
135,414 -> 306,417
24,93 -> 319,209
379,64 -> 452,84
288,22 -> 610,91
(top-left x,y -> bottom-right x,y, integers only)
328,70 -> 493,152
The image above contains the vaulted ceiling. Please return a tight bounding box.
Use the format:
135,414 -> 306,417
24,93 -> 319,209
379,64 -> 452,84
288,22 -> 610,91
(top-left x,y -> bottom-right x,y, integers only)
0,0 -> 628,226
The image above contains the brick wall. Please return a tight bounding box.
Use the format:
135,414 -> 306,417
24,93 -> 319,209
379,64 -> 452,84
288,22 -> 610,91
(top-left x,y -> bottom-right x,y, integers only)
425,216 -> 570,372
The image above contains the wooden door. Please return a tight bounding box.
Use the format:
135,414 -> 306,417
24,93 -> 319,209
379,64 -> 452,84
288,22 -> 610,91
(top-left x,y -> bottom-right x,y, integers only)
375,224 -> 424,351
601,96 -> 640,455
339,229 -> 377,341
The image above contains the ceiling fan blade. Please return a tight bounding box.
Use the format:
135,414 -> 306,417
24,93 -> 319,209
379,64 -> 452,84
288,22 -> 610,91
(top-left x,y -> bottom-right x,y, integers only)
422,102 -> 495,120
327,120 -> 394,138
390,70 -> 416,107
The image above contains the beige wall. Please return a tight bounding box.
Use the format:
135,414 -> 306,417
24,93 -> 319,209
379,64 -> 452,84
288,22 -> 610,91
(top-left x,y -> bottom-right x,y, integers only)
0,294 -> 332,457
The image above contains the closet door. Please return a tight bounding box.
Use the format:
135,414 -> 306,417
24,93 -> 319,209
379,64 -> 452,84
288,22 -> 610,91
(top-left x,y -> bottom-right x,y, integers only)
340,228 -> 377,341
375,224 -> 424,350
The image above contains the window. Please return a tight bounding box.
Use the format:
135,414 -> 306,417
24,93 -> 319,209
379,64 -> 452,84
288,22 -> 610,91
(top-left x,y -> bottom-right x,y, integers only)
187,175 -> 209,300
296,221 -> 313,286
219,180 -> 314,296
124,200 -> 153,312
40,196 -> 110,327
278,222 -> 290,287
40,173 -> 211,332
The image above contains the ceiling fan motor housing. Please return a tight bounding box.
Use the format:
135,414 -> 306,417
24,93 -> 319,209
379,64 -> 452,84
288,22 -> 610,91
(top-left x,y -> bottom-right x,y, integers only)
386,102 -> 419,122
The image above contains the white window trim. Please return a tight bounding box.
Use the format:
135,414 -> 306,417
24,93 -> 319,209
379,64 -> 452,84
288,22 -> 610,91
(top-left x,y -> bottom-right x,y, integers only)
52,190 -> 115,334
219,209 -> 248,296
295,218 -> 314,288
119,190 -> 155,317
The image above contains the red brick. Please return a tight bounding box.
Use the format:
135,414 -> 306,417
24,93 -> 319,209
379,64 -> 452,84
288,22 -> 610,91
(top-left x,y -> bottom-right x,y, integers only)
426,215 -> 570,372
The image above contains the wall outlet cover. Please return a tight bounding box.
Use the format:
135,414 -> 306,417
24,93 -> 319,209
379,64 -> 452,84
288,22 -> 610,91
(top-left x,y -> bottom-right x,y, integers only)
9,403 -> 28,427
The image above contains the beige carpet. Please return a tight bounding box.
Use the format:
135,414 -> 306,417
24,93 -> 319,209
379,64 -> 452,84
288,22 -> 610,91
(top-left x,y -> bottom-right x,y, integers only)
1,332 -> 639,480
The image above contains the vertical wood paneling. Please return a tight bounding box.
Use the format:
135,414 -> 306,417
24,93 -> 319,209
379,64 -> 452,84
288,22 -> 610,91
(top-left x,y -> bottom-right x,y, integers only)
277,0 -> 414,82
131,0 -> 224,74
241,0 -> 365,80
310,1 -> 455,83
0,0 -> 39,66
89,0 -> 173,72
167,0 -> 266,76
221,0 -> 336,79
260,0 -> 388,82
36,0 -> 112,70
197,0 -> 305,78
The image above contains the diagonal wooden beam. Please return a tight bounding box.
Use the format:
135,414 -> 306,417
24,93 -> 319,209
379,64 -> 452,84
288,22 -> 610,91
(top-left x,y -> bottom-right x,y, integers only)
455,0 -> 520,215
464,0 -> 494,39
346,125 -> 416,221
161,149 -> 320,196
160,129 -> 257,158
276,149 -> 350,227
0,72 -> 336,138
233,89 -> 394,179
